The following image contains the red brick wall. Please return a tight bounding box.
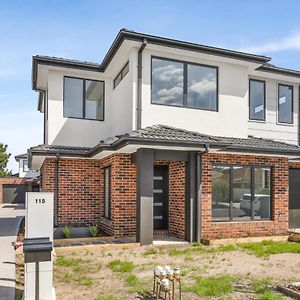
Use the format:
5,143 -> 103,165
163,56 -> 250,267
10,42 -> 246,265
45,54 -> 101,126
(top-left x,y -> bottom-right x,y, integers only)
41,158 -> 101,226
169,161 -> 185,239
99,154 -> 136,237
41,154 -> 136,237
0,177 -> 30,203
201,153 -> 289,240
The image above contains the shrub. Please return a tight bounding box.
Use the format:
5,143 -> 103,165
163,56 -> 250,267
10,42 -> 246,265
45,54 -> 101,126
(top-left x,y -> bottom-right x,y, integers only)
88,225 -> 98,237
62,226 -> 71,238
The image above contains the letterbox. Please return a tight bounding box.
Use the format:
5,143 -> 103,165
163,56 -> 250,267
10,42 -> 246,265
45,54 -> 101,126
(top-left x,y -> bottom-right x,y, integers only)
23,237 -> 53,264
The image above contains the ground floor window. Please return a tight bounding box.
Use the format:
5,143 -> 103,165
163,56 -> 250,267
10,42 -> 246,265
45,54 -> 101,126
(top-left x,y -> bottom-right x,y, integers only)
104,166 -> 111,219
212,165 -> 271,221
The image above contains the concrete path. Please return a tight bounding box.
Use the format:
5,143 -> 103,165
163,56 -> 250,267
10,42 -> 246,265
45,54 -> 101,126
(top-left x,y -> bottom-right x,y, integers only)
0,204 -> 25,300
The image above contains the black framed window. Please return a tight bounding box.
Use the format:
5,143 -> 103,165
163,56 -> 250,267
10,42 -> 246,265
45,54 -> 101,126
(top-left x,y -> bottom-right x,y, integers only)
114,62 -> 129,89
151,57 -> 218,110
23,159 -> 29,172
249,79 -> 266,120
212,165 -> 271,221
104,166 -> 111,219
278,84 -> 293,124
63,77 -> 104,121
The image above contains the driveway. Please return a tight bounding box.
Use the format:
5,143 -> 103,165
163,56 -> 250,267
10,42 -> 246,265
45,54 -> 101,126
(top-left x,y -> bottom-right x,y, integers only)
0,204 -> 25,300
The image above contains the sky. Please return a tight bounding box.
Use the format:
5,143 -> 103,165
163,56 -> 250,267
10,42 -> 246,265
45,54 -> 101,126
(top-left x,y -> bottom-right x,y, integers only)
2,0 -> 300,173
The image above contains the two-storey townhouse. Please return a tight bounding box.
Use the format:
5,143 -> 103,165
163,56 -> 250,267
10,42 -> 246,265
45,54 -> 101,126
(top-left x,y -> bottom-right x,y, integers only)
29,29 -> 300,245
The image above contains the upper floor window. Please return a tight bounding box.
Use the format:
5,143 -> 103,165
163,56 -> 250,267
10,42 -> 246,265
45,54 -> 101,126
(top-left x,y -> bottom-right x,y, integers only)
249,79 -> 265,121
151,57 -> 218,111
23,160 -> 29,172
63,77 -> 104,121
278,84 -> 293,124
114,62 -> 129,89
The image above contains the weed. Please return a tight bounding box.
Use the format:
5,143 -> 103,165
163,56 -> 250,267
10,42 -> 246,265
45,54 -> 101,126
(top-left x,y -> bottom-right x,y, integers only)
88,225 -> 98,237
183,275 -> 233,297
62,226 -> 71,238
107,260 -> 134,273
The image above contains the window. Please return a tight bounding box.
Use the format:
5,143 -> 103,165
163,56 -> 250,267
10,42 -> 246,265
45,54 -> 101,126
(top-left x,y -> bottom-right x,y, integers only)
278,84 -> 293,124
212,165 -> 271,221
104,167 -> 111,219
151,57 -> 218,110
114,62 -> 129,89
63,77 -> 104,121
187,63 -> 217,110
23,160 -> 29,172
249,79 -> 265,120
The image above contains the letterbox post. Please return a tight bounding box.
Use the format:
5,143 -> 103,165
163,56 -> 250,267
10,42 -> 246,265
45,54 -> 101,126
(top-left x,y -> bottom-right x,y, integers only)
25,192 -> 55,300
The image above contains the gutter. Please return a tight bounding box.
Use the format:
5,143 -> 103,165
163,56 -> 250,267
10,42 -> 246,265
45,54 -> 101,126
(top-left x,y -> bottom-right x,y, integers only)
136,38 -> 147,130
29,137 -> 300,160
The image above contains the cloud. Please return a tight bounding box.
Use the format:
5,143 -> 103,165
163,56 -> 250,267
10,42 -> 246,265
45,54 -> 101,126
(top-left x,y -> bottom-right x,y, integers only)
189,76 -> 216,96
153,64 -> 183,82
240,32 -> 300,54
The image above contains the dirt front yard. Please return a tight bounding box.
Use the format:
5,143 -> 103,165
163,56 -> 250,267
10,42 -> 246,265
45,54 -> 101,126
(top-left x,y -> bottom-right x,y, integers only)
53,240 -> 300,300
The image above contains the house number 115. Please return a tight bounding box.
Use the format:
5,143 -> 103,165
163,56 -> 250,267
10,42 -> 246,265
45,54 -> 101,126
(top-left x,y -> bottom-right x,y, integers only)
35,199 -> 46,204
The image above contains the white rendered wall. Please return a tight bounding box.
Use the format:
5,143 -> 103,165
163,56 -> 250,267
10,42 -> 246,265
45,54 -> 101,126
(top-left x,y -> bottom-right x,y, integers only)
140,48 -> 249,138
19,158 -> 40,178
110,50 -> 135,137
248,76 -> 299,145
47,69 -> 111,147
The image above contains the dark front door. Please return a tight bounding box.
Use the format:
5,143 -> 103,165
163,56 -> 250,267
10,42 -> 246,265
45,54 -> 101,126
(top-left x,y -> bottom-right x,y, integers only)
153,166 -> 169,229
289,169 -> 300,228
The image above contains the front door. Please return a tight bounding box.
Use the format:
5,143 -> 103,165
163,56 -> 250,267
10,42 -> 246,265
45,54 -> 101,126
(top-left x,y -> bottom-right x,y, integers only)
153,166 -> 169,229
289,169 -> 300,229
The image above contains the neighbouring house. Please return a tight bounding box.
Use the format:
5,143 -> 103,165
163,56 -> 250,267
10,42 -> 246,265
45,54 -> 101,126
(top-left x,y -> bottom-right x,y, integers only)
0,154 -> 39,204
28,29 -> 300,245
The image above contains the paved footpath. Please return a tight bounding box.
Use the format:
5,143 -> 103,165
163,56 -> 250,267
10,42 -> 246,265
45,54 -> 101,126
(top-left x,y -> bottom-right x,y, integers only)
0,204 -> 25,300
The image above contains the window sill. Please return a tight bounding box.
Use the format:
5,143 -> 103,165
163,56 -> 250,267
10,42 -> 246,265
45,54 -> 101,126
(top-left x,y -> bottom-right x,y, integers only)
248,119 -> 266,124
276,121 -> 294,127
150,101 -> 218,112
63,115 -> 104,122
212,219 -> 273,224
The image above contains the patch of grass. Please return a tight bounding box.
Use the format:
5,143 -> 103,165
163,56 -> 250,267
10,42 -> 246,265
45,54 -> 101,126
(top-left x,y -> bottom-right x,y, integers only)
258,290 -> 283,300
251,278 -> 273,294
60,270 -> 93,286
107,260 -> 134,273
56,256 -> 82,267
183,275 -> 233,297
168,243 -> 236,256
95,296 -> 118,300
125,274 -> 139,286
238,240 -> 300,257
143,247 -> 157,256
124,274 -> 148,293
78,275 -> 93,286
